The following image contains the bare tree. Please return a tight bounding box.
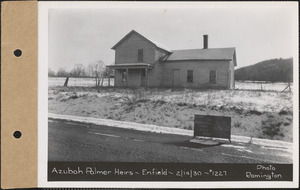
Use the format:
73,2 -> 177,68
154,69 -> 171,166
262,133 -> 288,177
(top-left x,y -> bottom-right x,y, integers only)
90,60 -> 105,87
87,64 -> 95,77
48,68 -> 56,77
102,67 -> 113,87
87,60 -> 112,88
70,64 -> 85,77
57,68 -> 69,77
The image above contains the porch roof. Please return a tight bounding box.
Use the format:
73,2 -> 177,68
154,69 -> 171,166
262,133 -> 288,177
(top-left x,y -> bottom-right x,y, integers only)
106,63 -> 153,69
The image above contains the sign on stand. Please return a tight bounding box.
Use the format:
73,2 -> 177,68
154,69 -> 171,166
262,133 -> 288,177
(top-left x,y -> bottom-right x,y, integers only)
192,115 -> 231,144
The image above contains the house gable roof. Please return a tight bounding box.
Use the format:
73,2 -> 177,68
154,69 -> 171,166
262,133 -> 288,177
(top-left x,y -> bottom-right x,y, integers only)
112,30 -> 237,66
163,48 -> 237,66
111,30 -> 171,53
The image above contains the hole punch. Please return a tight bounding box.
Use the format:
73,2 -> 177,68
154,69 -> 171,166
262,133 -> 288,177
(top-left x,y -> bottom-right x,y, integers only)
14,49 -> 22,57
13,131 -> 22,139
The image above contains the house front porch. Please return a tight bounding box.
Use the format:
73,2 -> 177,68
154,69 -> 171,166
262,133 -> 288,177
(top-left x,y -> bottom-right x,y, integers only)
106,63 -> 153,87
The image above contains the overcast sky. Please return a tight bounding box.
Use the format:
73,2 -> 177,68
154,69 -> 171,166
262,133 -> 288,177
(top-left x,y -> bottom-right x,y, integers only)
48,3 -> 297,72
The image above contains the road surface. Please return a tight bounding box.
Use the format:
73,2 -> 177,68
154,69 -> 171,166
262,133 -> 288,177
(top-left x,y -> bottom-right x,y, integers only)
49,119 -> 292,163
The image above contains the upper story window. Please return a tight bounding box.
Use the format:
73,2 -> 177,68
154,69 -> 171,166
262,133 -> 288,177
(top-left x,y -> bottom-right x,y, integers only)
138,49 -> 143,62
187,70 -> 193,83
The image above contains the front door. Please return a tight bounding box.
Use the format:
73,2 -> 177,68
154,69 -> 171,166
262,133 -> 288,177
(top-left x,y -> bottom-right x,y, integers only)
173,69 -> 180,86
141,69 -> 146,87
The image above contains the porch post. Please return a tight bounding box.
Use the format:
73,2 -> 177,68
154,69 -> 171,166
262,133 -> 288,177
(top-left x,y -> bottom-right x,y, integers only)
108,68 -> 111,87
126,68 -> 129,86
145,68 -> 148,89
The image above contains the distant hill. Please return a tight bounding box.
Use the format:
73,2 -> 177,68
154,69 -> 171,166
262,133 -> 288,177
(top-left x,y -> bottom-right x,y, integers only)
235,58 -> 293,82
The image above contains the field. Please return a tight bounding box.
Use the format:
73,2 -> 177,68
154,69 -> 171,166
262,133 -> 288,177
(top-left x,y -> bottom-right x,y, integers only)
48,78 -> 293,142
49,77 -> 292,92
49,77 -> 114,87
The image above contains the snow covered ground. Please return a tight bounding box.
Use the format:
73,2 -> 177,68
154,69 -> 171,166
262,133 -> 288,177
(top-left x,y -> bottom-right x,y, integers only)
48,86 -> 293,142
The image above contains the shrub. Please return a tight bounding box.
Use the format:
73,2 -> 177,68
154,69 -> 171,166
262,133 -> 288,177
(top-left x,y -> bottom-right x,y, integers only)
279,108 -> 292,115
69,95 -> 79,99
247,110 -> 262,115
137,99 -> 149,103
177,102 -> 187,106
124,101 -> 136,113
187,124 -> 193,130
261,115 -> 284,139
233,121 -> 242,128
132,89 -> 146,101
230,106 -> 244,114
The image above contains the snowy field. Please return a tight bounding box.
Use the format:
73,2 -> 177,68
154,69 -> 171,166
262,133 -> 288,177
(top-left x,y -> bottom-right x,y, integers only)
49,77 -> 292,92
48,86 -> 293,142
235,81 -> 292,92
49,77 -> 114,87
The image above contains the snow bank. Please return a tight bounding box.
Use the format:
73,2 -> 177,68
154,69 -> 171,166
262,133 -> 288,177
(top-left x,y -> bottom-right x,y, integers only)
48,113 -> 192,136
48,113 -> 292,152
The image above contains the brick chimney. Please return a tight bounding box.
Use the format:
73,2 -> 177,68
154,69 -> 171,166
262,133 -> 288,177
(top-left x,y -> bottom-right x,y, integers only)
203,35 -> 208,49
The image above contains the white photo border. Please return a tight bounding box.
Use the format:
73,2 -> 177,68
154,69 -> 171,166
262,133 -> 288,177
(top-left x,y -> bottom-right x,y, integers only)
38,1 -> 299,188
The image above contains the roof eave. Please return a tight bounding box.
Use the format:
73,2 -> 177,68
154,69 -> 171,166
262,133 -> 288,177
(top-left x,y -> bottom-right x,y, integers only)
163,59 -> 233,62
156,46 -> 172,53
106,65 -> 153,69
111,30 -> 136,50
111,30 -> 171,52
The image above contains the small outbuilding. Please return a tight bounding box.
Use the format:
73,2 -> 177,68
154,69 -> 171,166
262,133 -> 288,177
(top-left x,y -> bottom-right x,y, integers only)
107,30 -> 237,89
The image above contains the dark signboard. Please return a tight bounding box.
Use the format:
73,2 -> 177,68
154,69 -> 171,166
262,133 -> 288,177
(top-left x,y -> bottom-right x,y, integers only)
194,115 -> 231,140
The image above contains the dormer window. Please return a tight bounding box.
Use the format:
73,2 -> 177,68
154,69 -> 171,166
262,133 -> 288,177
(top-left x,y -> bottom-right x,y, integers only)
138,49 -> 143,62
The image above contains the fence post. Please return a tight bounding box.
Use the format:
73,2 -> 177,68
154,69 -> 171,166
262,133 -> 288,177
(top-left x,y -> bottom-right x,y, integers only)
64,76 -> 69,87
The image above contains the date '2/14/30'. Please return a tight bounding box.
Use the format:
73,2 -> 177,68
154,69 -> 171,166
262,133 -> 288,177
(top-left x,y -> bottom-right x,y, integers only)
175,169 -> 227,178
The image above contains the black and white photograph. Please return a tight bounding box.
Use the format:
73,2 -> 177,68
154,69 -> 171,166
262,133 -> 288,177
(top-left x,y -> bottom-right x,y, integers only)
38,1 -> 298,188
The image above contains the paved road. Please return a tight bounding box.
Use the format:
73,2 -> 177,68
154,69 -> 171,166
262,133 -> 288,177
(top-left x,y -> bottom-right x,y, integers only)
49,119 -> 292,163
